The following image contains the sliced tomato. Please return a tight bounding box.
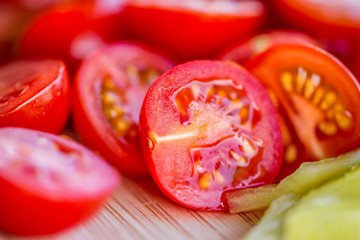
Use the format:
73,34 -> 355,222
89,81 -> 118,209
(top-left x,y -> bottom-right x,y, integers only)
73,42 -> 175,177
273,0 -> 360,79
123,0 -> 266,62
0,59 -> 71,134
139,60 -> 283,210
217,30 -> 319,65
246,43 -> 360,180
0,127 -> 120,236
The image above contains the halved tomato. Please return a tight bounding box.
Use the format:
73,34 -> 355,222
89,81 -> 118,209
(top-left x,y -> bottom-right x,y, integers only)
139,60 -> 283,210
0,127 -> 119,236
73,41 -> 175,177
246,43 -> 360,180
272,0 -> 360,79
217,29 -> 319,65
123,0 -> 266,62
0,59 -> 71,134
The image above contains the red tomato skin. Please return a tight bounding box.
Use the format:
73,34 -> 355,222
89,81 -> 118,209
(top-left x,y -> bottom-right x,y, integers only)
0,127 -> 120,236
73,42 -> 175,177
18,2 -> 125,73
139,60 -> 283,211
217,30 -> 320,65
123,1 -> 266,62
19,6 -> 91,70
0,60 -> 71,134
0,178 -> 109,236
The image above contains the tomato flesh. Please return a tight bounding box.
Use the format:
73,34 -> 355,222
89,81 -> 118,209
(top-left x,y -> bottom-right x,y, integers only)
0,127 -> 119,236
140,60 -> 282,210
0,60 -> 71,134
73,42 -> 175,177
246,43 -> 360,180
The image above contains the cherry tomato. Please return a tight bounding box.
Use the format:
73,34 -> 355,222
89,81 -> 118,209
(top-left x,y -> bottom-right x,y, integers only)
272,0 -> 360,80
0,59 -> 71,134
123,0 -> 266,62
73,42 -> 175,177
18,1 -> 125,73
139,60 -> 283,210
217,30 -> 319,65
246,43 -> 360,180
0,127 -> 120,236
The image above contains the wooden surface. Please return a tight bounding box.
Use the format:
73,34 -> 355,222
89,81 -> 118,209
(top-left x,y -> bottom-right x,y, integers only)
0,176 -> 262,240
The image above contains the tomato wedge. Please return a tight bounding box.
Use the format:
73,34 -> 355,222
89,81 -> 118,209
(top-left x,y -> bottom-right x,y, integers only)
139,60 -> 283,210
0,59 -> 71,134
0,127 -> 119,236
217,30 -> 319,65
73,42 -> 175,177
123,0 -> 265,61
246,43 -> 360,180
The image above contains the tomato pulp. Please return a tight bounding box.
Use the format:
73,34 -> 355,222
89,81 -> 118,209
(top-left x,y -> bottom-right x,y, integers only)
0,127 -> 119,236
246,43 -> 360,180
0,59 -> 71,134
73,42 -> 175,177
140,60 -> 283,210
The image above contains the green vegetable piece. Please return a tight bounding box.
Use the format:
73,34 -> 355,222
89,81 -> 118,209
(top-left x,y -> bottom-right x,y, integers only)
283,166 -> 360,240
226,149 -> 360,212
243,193 -> 301,240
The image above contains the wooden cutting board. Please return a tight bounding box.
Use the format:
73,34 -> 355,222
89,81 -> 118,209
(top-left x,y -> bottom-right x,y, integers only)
0,176 -> 262,240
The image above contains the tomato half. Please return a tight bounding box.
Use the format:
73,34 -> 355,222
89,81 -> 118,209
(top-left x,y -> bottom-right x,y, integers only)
73,42 -> 175,177
0,59 -> 71,134
272,0 -> 360,80
123,0 -> 266,62
246,43 -> 360,180
139,60 -> 283,210
0,127 -> 120,236
217,30 -> 319,65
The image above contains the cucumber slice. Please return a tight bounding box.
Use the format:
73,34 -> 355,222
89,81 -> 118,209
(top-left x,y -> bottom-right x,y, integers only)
226,149 -> 360,212
243,193 -> 301,240
283,166 -> 360,240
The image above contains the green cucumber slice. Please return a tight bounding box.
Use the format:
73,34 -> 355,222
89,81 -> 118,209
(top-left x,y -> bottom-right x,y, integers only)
226,149 -> 360,212
283,166 -> 360,240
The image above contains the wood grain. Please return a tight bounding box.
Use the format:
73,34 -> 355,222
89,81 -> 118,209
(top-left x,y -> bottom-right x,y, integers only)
0,177 -> 262,240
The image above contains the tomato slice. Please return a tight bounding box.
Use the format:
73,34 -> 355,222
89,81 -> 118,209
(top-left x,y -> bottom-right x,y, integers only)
0,59 -> 71,134
0,127 -> 119,236
139,60 -> 283,210
217,30 -> 319,65
272,0 -> 360,80
123,0 -> 265,61
73,42 -> 175,177
246,43 -> 360,180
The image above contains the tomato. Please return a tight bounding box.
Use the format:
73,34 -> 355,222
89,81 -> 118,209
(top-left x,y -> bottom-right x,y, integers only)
272,0 -> 360,80
18,1 -> 125,73
73,42 -> 175,177
139,60 -> 283,210
123,0 -> 266,62
217,30 -> 319,65
0,59 -> 71,134
246,43 -> 360,180
0,127 -> 120,236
